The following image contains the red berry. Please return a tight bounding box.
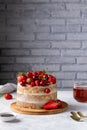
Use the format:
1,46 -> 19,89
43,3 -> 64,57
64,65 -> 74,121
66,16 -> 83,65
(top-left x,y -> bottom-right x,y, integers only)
38,71 -> 45,75
26,72 -> 33,78
32,75 -> 36,80
43,74 -> 48,79
32,72 -> 38,76
17,75 -> 27,83
43,100 -> 58,110
30,81 -> 35,87
40,80 -> 46,86
48,75 -> 56,84
19,78 -> 27,86
5,93 -> 12,100
31,72 -> 38,80
38,75 -> 43,80
44,88 -> 50,94
20,82 -> 26,86
45,80 -> 50,85
35,80 -> 40,86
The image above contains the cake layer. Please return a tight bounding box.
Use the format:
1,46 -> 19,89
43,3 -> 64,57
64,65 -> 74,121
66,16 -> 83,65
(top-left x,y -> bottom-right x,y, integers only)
16,83 -> 57,109
16,92 -> 57,109
17,92 -> 57,103
16,101 -> 45,109
17,83 -> 57,94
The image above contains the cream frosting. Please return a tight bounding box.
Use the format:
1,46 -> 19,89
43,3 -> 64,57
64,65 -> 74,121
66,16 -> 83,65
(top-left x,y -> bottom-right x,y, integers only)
17,83 -> 57,107
17,94 -> 57,104
17,89 -> 57,95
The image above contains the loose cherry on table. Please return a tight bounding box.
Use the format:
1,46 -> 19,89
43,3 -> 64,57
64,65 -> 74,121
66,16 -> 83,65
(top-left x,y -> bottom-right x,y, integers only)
4,93 -> 13,100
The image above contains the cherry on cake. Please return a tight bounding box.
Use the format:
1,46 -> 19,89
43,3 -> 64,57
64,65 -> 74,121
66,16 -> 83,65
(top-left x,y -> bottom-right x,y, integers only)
16,71 -> 57,109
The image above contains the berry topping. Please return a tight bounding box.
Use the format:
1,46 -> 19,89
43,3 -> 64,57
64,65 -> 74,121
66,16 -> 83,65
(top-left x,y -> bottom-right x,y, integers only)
48,75 -> 56,84
42,74 -> 48,79
32,72 -> 38,76
44,88 -> 50,94
17,70 -> 56,87
20,82 -> 26,86
30,81 -> 35,87
40,80 -> 46,86
17,74 -> 27,83
38,71 -> 45,75
35,80 -> 40,86
26,72 -> 33,78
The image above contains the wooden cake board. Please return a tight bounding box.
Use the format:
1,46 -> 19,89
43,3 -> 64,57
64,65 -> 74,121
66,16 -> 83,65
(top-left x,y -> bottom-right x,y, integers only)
10,101 -> 68,115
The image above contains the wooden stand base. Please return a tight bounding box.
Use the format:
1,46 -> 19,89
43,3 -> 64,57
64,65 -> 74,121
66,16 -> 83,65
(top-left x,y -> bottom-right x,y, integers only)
10,101 -> 68,115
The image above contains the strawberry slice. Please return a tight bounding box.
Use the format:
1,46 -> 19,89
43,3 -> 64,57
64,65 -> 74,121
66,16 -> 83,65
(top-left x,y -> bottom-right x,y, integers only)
43,100 -> 58,110
43,99 -> 62,110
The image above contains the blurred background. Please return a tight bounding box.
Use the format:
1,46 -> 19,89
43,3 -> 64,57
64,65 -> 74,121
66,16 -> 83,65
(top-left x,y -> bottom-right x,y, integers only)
0,0 -> 87,89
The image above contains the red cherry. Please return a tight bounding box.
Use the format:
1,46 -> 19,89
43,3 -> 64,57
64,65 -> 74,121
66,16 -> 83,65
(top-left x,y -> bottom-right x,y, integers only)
35,80 -> 40,86
38,75 -> 43,80
48,75 -> 56,84
44,88 -> 50,94
40,80 -> 46,86
31,72 -> 38,80
30,81 -> 35,87
22,79 -> 27,83
32,72 -> 38,76
32,75 -> 36,80
38,71 -> 45,75
26,72 -> 33,78
5,93 -> 13,100
43,74 -> 48,79
20,82 -> 26,86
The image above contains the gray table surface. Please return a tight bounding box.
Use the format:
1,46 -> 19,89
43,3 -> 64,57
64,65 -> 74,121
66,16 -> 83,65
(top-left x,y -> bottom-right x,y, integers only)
0,90 -> 87,130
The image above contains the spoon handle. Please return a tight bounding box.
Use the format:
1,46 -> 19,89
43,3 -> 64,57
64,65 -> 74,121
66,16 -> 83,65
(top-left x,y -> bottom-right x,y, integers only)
77,112 -> 87,118
70,115 -> 80,121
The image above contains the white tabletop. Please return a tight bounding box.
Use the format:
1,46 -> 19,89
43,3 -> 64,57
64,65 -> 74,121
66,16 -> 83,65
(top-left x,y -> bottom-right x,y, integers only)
0,90 -> 87,130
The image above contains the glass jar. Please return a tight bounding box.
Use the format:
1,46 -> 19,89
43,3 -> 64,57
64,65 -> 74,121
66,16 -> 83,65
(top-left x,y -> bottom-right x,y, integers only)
73,82 -> 87,102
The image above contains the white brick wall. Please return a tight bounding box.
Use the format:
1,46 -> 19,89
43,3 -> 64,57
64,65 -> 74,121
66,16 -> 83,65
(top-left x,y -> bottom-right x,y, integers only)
1,0 -> 87,88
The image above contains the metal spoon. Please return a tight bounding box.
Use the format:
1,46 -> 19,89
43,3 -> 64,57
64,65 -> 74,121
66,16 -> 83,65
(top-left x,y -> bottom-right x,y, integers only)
77,112 -> 87,118
70,112 -> 80,121
70,115 -> 80,121
70,111 -> 87,122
